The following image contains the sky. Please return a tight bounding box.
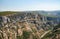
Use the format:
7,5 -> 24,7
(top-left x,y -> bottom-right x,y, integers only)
0,0 -> 60,11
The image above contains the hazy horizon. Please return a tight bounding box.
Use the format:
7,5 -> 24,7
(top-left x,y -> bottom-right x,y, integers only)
0,0 -> 60,11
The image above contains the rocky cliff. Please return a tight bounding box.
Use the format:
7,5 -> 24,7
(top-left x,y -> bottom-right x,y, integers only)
0,11 -> 60,39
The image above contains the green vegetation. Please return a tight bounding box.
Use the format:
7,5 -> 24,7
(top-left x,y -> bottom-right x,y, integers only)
0,11 -> 59,18
0,11 -> 16,16
17,36 -> 23,39
23,31 -> 31,39
41,23 -> 60,39
0,37 -> 2,39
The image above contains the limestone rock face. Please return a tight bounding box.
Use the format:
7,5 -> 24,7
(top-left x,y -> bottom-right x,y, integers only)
0,16 -> 11,26
0,12 -> 60,39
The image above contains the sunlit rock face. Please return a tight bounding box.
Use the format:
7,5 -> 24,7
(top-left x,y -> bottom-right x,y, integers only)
0,16 -> 10,24
0,12 -> 60,39
2,16 -> 8,24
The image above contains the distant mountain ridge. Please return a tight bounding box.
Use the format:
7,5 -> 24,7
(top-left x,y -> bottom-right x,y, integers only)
37,10 -> 60,17
0,10 -> 60,17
